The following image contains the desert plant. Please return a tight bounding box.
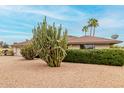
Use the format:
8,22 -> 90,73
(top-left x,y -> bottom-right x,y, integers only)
32,17 -> 68,67
20,43 -> 36,60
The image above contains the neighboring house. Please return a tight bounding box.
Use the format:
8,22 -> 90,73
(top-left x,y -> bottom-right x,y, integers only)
12,35 -> 123,56
12,40 -> 31,56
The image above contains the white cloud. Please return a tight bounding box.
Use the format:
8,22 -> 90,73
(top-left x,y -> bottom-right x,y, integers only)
98,8 -> 124,29
0,35 -> 31,44
0,38 -> 3,41
0,5 -> 87,21
0,28 -> 32,35
99,18 -> 124,29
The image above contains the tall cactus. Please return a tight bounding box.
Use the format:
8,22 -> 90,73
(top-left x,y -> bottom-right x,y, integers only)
32,17 -> 68,67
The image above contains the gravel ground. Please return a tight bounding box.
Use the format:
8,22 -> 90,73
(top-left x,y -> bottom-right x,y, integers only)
0,56 -> 124,88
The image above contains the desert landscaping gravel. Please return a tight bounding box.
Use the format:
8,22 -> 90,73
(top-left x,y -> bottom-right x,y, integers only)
0,56 -> 124,88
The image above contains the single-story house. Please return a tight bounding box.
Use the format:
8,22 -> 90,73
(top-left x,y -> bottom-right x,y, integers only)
68,35 -> 122,49
12,40 -> 31,56
12,36 -> 123,56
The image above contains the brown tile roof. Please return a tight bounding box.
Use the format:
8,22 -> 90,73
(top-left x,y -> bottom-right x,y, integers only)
12,40 -> 31,47
12,35 -> 123,47
68,35 -> 123,44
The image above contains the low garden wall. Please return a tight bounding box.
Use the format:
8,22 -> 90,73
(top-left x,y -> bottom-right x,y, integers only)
63,49 -> 124,66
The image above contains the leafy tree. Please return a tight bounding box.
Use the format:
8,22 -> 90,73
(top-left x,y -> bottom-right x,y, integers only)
3,42 -> 9,48
0,41 -> 3,47
0,41 -> 9,48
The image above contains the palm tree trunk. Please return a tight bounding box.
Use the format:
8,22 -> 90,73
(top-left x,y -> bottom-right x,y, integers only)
90,27 -> 92,36
85,31 -> 86,36
93,27 -> 95,36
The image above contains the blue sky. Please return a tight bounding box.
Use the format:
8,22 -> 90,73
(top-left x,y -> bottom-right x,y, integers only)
0,5 -> 124,45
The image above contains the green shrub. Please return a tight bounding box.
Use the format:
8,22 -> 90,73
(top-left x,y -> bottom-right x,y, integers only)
7,50 -> 14,56
0,49 -> 2,56
0,48 -> 14,56
63,49 -> 124,66
20,44 -> 36,60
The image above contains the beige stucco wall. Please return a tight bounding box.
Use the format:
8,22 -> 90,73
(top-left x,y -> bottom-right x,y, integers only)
68,45 -> 80,49
68,44 -> 110,49
13,47 -> 22,56
95,45 -> 110,49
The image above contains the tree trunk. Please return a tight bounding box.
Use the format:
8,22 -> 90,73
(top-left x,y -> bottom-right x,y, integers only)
93,27 -> 95,36
85,31 -> 86,36
90,27 -> 92,36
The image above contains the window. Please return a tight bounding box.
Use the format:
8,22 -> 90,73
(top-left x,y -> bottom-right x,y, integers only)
80,44 -> 95,49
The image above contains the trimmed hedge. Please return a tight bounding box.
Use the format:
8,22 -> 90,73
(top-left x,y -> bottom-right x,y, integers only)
63,49 -> 124,66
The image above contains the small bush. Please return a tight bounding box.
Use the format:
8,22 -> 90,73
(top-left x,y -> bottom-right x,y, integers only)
0,48 -> 14,56
63,49 -> 124,66
0,49 -> 2,56
6,49 -> 14,56
20,44 -> 36,60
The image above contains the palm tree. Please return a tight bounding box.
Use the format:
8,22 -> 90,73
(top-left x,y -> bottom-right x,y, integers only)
82,25 -> 88,36
88,18 -> 93,36
88,18 -> 99,36
92,19 -> 99,36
